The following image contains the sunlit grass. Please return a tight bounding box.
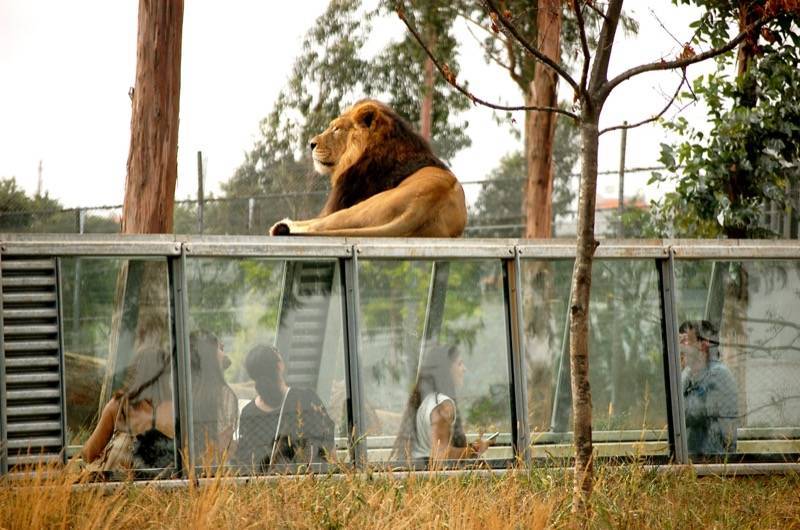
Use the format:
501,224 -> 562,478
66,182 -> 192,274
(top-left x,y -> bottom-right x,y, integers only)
1,462 -> 798,529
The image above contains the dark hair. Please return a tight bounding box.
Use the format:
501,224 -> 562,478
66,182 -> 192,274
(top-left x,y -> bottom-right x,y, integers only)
391,342 -> 467,461
189,330 -> 231,452
245,344 -> 285,408
679,320 -> 719,346
116,345 -> 172,406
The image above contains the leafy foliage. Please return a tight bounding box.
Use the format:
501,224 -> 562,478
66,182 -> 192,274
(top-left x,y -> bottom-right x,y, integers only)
652,5 -> 800,238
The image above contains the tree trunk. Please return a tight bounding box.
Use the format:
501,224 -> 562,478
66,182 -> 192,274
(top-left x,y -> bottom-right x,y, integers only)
105,1 -> 184,422
524,0 -> 562,239
420,54 -> 436,141
570,111 -> 599,515
122,0 -> 184,234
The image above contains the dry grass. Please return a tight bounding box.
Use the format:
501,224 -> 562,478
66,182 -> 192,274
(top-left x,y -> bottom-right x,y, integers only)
1,463 -> 799,529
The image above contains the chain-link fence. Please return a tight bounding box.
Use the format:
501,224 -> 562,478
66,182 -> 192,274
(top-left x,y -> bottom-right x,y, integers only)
1,166 -> 797,238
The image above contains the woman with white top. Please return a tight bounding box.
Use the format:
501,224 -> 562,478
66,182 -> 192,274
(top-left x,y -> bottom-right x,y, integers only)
392,343 -> 493,465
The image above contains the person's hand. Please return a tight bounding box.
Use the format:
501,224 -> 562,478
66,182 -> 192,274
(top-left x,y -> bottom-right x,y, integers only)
469,436 -> 495,456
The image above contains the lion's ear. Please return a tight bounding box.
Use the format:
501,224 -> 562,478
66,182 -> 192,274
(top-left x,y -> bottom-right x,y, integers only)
353,104 -> 381,129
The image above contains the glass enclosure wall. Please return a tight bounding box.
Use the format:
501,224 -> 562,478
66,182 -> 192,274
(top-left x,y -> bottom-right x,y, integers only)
61,257 -> 176,471
8,238 -> 800,478
184,258 -> 349,471
357,260 -> 514,465
674,260 -> 800,462
520,259 -> 670,459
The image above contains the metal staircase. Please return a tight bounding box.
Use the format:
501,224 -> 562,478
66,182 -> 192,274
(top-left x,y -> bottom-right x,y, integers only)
275,261 -> 339,391
1,256 -> 64,472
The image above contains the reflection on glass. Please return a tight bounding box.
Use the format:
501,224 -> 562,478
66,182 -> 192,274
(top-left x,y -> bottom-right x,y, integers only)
675,260 -> 800,461
358,260 -> 513,465
678,319 -> 738,456
184,258 -> 349,469
236,344 -> 335,471
62,258 -> 176,470
521,260 -> 669,458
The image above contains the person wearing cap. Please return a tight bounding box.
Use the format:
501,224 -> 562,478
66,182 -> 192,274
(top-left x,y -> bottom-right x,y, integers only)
678,320 -> 739,457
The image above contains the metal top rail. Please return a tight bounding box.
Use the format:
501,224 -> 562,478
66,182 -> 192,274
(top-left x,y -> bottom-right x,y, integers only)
0,234 -> 799,259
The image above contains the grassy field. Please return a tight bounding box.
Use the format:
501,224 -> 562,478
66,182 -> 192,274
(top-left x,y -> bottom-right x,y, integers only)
1,463 -> 799,529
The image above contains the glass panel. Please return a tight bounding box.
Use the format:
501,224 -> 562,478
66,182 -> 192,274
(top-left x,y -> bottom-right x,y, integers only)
521,259 -> 669,459
357,260 -> 514,466
62,258 -> 176,470
675,260 -> 800,462
184,258 -> 348,471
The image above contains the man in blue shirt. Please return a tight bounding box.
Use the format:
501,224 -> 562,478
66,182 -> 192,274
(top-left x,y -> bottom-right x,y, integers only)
679,320 -> 739,457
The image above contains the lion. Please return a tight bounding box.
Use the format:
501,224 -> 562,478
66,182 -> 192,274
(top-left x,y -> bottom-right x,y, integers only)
269,99 -> 467,237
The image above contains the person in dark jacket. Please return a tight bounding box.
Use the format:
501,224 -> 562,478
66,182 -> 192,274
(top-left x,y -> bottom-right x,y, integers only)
236,344 -> 334,471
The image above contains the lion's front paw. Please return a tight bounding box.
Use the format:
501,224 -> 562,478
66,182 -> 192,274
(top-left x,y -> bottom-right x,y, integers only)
269,219 -> 293,236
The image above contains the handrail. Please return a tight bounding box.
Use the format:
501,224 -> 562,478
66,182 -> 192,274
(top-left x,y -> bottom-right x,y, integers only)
1,234 -> 799,259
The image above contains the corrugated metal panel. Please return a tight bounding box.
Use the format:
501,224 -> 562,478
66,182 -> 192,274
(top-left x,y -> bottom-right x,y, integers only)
1,256 -> 64,472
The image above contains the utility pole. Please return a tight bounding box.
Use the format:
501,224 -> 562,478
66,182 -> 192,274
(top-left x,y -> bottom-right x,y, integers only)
36,160 -> 43,197
197,150 -> 204,234
617,122 -> 628,238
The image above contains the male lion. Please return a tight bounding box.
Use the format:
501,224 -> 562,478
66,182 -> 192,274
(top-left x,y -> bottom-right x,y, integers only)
269,99 -> 467,237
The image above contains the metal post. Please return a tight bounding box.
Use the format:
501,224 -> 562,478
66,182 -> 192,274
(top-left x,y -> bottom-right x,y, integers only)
660,251 -> 688,464
197,151 -> 204,235
0,251 -> 7,475
508,251 -> 531,464
617,122 -> 628,238
170,251 -> 194,476
418,261 -> 449,370
248,198 -> 255,234
54,259 -> 69,463
341,249 -> 366,466
550,280 -> 572,434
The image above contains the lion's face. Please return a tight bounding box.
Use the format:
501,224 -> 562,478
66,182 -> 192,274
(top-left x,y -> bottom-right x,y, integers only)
310,117 -> 354,176
310,101 -> 392,177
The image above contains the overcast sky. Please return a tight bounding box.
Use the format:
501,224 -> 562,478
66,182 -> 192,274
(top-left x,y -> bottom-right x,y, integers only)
0,1 -> 712,210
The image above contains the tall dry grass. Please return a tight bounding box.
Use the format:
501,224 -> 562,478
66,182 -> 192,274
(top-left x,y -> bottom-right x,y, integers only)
1,462 -> 798,529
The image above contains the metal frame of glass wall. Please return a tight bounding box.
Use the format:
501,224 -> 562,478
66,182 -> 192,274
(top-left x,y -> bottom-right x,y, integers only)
1,234 -> 799,477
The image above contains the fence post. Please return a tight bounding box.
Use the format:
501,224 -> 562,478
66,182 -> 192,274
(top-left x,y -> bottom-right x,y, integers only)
617,122 -> 627,238
248,197 -> 255,233
197,151 -> 204,235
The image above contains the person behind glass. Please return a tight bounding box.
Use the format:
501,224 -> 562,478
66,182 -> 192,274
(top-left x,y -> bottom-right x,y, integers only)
189,330 -> 239,462
392,343 -> 494,465
82,333 -> 175,470
236,344 -> 334,471
679,319 -> 738,456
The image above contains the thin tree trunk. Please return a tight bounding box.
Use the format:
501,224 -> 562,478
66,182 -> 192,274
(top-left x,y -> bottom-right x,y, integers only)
420,48 -> 436,141
570,111 -> 599,515
524,0 -> 561,239
122,0 -> 184,234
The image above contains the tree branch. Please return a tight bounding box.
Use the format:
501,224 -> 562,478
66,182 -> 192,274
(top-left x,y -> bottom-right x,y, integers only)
599,69 -> 686,135
585,1 -> 609,21
462,19 -> 522,86
572,0 -> 592,94
601,12 -> 776,99
481,0 -> 581,96
588,0 -> 624,96
396,7 -> 579,120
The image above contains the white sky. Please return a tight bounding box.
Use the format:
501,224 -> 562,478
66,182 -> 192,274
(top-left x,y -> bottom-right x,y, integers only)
0,1 -> 712,210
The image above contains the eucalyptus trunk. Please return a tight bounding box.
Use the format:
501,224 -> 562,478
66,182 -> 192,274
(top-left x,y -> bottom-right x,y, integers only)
524,0 -> 562,239
570,109 -> 599,513
122,0 -> 184,234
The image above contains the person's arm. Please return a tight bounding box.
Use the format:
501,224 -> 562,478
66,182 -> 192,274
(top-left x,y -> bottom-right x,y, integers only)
429,401 -> 491,461
81,398 -> 120,462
